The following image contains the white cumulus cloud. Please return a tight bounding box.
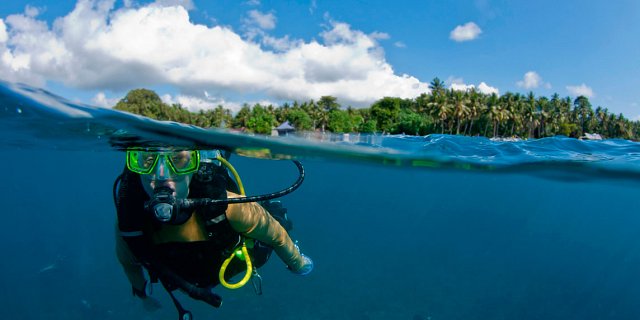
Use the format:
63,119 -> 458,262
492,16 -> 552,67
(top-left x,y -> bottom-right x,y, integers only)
448,77 -> 499,95
0,0 -> 431,108
449,22 -> 482,42
162,93 -> 224,112
369,31 -> 390,40
91,91 -> 120,107
161,92 -> 275,113
450,83 -> 475,92
245,10 -> 276,30
24,5 -> 43,18
566,83 -> 594,98
152,0 -> 195,10
477,82 -> 499,95
445,76 -> 464,86
516,71 -> 551,89
261,34 -> 301,51
0,19 -> 7,43
518,71 -> 541,89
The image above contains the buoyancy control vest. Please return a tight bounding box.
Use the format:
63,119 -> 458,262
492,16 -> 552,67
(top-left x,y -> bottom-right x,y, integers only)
114,161 -> 265,287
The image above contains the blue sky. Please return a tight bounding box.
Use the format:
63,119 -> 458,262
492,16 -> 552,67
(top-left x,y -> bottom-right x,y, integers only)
1,0 -> 639,119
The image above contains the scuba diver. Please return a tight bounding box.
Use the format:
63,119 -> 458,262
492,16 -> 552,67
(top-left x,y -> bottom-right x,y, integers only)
113,148 -> 313,320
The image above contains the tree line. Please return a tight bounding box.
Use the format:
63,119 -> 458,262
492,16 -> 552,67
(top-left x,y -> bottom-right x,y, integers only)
113,78 -> 640,140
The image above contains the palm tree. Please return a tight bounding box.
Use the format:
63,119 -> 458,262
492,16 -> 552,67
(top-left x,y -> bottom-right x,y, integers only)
233,103 -> 252,129
415,93 -> 430,114
303,100 -> 322,130
466,88 -> 486,135
537,96 -> 550,137
596,107 -> 610,137
495,106 -> 510,137
428,93 -> 448,133
499,92 -> 520,136
500,92 -> 522,136
429,77 -> 446,97
615,113 -> 630,138
485,105 -> 499,137
573,95 -> 592,134
524,92 -> 538,138
483,93 -> 499,137
451,90 -> 470,135
560,96 -> 572,125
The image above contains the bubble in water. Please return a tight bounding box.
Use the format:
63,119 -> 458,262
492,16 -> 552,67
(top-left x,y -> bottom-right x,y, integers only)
16,108 -> 22,114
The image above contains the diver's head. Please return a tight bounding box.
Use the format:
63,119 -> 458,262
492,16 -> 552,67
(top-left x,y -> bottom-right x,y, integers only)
126,149 -> 201,199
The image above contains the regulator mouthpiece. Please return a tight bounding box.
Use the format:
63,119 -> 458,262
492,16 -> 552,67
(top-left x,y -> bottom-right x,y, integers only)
145,186 -> 192,224
153,202 -> 174,222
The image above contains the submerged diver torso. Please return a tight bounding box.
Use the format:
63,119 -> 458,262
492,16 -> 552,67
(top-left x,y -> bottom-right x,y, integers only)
118,191 -> 303,287
114,149 -> 312,316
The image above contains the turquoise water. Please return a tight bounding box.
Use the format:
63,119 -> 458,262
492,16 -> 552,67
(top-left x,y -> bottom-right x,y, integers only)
1,81 -> 640,319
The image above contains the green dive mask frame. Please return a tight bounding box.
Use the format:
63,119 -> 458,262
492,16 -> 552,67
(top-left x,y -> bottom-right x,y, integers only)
126,149 -> 201,175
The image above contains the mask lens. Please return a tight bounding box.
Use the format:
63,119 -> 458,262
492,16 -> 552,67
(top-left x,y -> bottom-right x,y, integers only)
127,150 -> 159,174
169,150 -> 200,174
139,152 -> 159,169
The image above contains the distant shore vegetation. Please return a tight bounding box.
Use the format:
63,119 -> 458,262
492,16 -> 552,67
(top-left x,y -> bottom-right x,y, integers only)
113,77 -> 640,140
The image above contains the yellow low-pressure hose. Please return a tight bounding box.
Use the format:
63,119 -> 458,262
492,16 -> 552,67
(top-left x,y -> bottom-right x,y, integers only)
216,155 -> 245,195
216,154 -> 253,289
219,241 -> 253,289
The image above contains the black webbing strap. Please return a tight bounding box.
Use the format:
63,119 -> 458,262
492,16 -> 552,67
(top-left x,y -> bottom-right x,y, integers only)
161,280 -> 193,320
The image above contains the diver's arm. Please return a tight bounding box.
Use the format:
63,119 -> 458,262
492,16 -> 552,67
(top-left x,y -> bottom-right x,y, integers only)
225,191 -> 306,272
115,229 -> 148,294
115,231 -> 162,310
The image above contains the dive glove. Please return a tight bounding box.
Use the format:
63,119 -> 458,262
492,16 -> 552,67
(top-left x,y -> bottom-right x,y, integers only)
291,254 -> 314,276
132,280 -> 153,298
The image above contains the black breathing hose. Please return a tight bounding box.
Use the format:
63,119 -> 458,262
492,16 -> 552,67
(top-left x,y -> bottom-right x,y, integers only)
179,160 -> 305,209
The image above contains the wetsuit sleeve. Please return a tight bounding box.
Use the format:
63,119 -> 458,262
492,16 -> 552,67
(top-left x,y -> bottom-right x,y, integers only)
225,191 -> 306,272
115,225 -> 147,293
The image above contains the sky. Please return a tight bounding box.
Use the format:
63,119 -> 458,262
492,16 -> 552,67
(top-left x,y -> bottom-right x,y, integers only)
0,0 -> 639,119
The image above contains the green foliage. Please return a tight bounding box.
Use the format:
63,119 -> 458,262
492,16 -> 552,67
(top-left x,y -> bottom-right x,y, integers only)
394,109 -> 432,135
114,88 -> 192,122
246,104 -> 275,134
326,109 -> 353,133
559,123 -> 579,137
370,97 -> 402,133
286,108 -> 313,131
232,104 -> 251,129
115,88 -> 163,110
359,119 -> 377,133
318,96 -> 340,112
112,85 -> 640,140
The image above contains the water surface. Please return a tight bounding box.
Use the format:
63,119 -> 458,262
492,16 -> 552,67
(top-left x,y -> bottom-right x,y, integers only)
1,82 -> 639,319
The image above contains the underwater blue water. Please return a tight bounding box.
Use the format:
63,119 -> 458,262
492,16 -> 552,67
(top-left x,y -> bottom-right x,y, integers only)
2,81 -> 640,319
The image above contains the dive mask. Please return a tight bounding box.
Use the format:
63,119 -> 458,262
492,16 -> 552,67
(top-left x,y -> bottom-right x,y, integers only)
126,149 -> 200,176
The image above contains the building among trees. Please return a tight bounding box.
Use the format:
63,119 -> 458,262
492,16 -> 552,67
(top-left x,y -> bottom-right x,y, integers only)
273,121 -> 296,136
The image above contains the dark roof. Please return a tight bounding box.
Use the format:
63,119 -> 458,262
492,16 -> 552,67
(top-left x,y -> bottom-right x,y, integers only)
276,121 -> 295,130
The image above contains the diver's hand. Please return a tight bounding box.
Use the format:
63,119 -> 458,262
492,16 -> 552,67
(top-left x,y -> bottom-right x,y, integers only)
290,254 -> 314,276
132,280 -> 153,298
141,296 -> 162,312
132,281 -> 161,311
